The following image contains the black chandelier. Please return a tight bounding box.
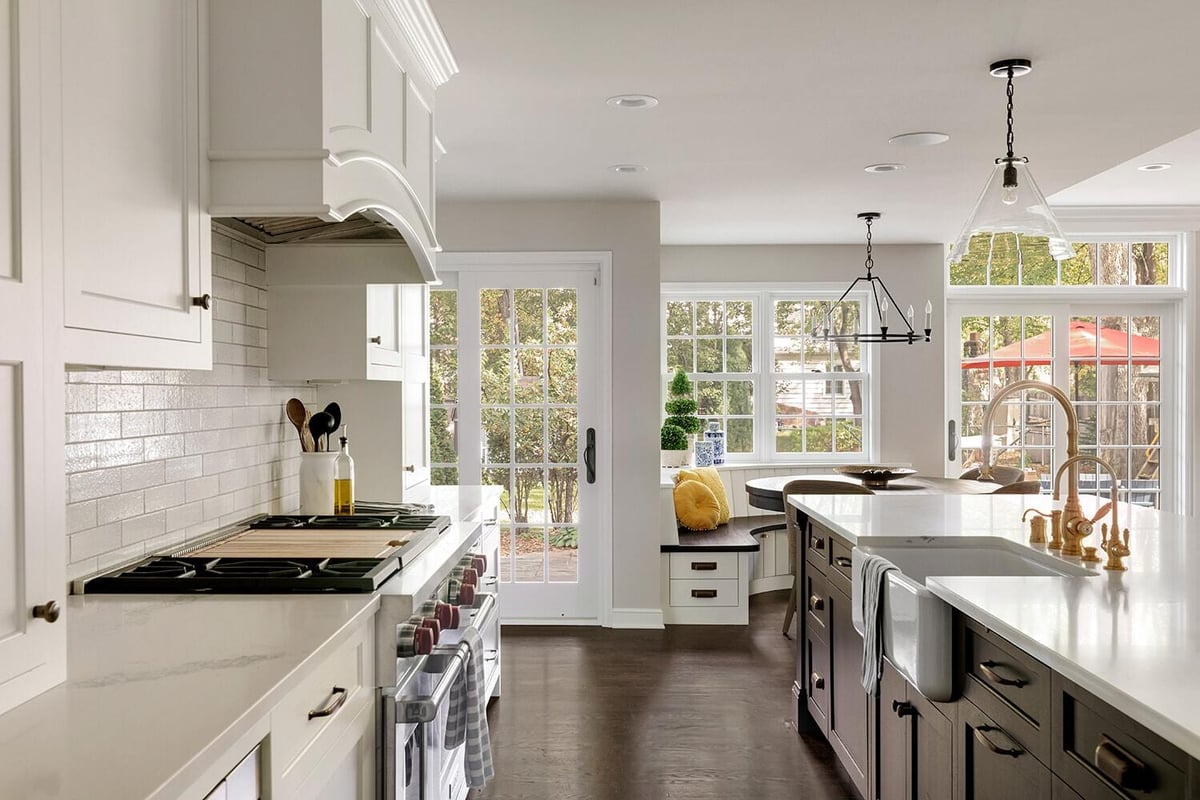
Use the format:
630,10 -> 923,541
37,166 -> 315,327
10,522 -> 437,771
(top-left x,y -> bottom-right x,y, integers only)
815,212 -> 932,345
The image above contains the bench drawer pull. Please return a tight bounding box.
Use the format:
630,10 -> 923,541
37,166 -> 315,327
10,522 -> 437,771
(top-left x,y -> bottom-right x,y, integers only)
979,660 -> 1028,688
690,561 -> 718,571
1095,736 -> 1151,790
690,589 -> 718,599
810,672 -> 825,690
810,536 -> 825,551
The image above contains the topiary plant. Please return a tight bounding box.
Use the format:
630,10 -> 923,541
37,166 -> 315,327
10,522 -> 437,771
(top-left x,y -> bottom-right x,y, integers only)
660,423 -> 688,451
663,367 -> 702,435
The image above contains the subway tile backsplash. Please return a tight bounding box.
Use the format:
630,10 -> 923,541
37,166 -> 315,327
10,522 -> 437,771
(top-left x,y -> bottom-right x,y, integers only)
64,226 -> 313,579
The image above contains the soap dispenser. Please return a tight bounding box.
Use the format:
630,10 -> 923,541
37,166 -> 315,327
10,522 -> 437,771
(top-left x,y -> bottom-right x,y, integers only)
333,426 -> 355,515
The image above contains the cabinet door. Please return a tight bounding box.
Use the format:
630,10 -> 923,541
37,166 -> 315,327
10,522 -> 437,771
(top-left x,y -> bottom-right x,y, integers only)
908,687 -> 952,800
956,699 -> 1051,800
829,587 -> 870,797
367,284 -> 404,369
58,0 -> 211,367
401,378 -> 430,491
0,0 -> 66,716
401,283 -> 429,366
877,661 -> 910,800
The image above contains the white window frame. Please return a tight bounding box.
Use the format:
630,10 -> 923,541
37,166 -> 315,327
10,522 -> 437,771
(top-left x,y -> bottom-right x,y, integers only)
662,283 -> 880,464
944,224 -> 1192,513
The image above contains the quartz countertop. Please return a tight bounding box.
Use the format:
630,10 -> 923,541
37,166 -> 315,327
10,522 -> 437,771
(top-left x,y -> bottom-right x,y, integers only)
788,492 -> 1200,760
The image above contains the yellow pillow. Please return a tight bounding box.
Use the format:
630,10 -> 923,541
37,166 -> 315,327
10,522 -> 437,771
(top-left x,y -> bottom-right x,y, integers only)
678,467 -> 730,524
674,479 -> 721,531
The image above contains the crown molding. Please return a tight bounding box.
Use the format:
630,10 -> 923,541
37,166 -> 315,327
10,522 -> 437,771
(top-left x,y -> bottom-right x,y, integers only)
378,0 -> 459,87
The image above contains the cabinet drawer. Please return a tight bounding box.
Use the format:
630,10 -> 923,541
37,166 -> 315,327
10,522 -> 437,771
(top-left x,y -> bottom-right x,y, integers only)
1052,675 -> 1190,799
962,619 -> 1051,764
272,622 -> 372,777
828,536 -> 854,596
806,523 -> 830,575
806,631 -> 830,735
669,551 -> 739,579
805,568 -> 829,642
669,578 -> 739,607
957,698 -> 1052,800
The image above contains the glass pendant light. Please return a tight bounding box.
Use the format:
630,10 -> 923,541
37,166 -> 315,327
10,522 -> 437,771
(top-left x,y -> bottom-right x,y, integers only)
815,213 -> 932,345
950,58 -> 1073,264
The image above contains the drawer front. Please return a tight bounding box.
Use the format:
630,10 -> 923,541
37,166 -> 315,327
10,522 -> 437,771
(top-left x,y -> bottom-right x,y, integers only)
828,536 -> 854,596
962,620 -> 1051,764
806,631 -> 830,735
806,522 -> 830,575
272,622 -> 372,776
1052,676 -> 1189,799
805,568 -> 830,642
1053,776 -> 1087,800
669,551 -> 739,579
669,578 -> 739,607
957,698 -> 1052,800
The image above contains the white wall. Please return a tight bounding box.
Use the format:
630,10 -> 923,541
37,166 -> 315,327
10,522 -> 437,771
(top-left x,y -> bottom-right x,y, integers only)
437,200 -> 663,623
661,243 -> 947,476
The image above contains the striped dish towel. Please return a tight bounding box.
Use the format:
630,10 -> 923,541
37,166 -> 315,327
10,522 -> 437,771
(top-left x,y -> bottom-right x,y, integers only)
444,626 -> 494,788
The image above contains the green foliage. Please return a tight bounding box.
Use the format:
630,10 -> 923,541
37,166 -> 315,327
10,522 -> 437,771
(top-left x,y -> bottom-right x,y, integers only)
661,424 -> 688,451
663,367 -> 702,440
549,527 -> 578,548
665,397 -> 698,416
950,235 -> 1170,287
669,368 -> 693,397
777,420 -> 863,454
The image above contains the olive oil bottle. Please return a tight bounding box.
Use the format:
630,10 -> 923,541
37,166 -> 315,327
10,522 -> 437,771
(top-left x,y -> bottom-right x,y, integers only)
333,428 -> 355,515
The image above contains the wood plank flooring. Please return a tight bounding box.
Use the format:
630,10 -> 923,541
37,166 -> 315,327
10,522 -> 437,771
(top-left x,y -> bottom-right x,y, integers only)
476,591 -> 858,799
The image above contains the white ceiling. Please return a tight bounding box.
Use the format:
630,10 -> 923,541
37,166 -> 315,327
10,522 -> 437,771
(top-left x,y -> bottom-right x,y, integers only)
430,0 -> 1200,245
1050,128 -> 1200,206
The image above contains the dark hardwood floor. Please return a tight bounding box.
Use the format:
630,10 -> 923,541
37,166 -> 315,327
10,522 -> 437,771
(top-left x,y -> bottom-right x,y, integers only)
475,591 -> 858,799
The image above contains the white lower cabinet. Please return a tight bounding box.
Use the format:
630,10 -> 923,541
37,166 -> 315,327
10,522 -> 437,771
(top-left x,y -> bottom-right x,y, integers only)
291,693 -> 376,800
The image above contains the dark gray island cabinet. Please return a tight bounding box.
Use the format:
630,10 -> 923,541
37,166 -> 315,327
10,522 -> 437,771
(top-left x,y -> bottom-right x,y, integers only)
795,515 -> 1200,800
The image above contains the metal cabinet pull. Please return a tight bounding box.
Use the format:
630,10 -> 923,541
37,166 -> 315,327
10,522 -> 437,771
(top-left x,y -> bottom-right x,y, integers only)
691,589 -> 718,599
979,660 -> 1028,688
32,601 -> 60,623
191,294 -> 212,310
834,556 -> 853,568
308,686 -> 347,720
808,595 -> 824,612
810,536 -> 825,551
891,700 -> 915,718
1094,736 -> 1151,790
690,561 -> 718,571
810,672 -> 825,690
369,335 -> 383,344
974,724 -> 1024,758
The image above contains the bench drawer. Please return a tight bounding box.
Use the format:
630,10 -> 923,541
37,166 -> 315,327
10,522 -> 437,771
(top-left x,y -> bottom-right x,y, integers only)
669,551 -> 738,579
669,578 -> 739,607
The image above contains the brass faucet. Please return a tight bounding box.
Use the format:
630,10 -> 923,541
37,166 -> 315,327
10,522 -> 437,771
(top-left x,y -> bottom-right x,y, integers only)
1052,454 -> 1122,563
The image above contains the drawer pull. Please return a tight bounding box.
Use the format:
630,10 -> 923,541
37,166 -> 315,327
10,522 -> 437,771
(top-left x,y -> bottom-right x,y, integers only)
808,595 -> 824,612
690,561 -> 719,571
979,660 -> 1028,688
834,556 -> 853,568
974,724 -> 1024,758
810,536 -> 825,551
691,589 -> 718,599
1094,736 -> 1151,790
307,686 -> 348,720
810,672 -> 825,690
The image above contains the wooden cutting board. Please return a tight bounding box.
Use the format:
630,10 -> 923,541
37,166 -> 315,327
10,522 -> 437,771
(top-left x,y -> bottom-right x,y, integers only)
193,529 -> 412,559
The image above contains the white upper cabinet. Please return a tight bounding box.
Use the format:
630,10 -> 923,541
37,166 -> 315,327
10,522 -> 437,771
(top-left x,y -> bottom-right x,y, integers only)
52,0 -> 212,369
0,0 -> 67,715
209,0 -> 457,283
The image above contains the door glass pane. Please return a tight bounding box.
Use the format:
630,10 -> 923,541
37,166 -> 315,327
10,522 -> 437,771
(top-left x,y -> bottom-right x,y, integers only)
514,349 -> 544,404
514,526 -> 546,583
515,289 -> 544,344
514,408 -> 545,463
481,409 -> 510,464
548,409 -> 577,463
548,526 -> 578,583
548,349 -> 578,403
480,289 -> 511,345
481,350 -> 511,404
547,289 -> 578,344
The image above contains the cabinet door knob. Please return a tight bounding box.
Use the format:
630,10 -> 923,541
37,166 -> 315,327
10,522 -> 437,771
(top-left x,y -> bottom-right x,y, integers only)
369,335 -> 383,344
404,464 -> 416,472
810,536 -> 825,550
191,294 -> 212,310
808,595 -> 824,612
891,700 -> 915,717
32,601 -> 60,623
810,672 -> 825,690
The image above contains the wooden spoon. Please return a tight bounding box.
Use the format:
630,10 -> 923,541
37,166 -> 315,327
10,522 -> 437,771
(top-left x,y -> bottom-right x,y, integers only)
285,398 -> 309,452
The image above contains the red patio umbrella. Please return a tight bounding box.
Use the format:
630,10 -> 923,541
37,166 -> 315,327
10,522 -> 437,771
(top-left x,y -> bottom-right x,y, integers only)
960,321 -> 1159,369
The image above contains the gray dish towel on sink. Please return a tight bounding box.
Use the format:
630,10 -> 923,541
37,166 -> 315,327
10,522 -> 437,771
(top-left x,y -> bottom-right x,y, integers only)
857,552 -> 898,696
444,626 -> 494,789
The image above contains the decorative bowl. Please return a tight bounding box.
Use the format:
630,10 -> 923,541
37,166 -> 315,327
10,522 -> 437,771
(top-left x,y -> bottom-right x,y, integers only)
834,465 -> 918,489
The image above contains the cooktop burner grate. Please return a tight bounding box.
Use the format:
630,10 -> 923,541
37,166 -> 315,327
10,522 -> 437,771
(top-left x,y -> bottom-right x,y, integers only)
306,514 -> 399,529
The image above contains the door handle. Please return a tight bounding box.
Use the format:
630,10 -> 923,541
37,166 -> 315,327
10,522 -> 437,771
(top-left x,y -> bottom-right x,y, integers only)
585,427 -> 596,484
948,419 -> 958,461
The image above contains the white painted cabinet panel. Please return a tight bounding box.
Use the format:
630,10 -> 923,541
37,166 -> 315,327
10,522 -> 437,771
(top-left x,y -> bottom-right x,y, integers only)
0,0 -> 67,715
55,0 -> 212,369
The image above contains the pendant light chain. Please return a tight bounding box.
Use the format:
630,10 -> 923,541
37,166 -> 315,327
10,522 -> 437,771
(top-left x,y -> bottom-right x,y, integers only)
863,215 -> 874,276
1005,66 -> 1015,160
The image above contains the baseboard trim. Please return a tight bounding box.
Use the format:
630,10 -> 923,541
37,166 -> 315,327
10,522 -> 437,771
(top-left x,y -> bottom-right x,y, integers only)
501,617 -> 600,626
750,575 -> 793,595
608,607 -> 665,629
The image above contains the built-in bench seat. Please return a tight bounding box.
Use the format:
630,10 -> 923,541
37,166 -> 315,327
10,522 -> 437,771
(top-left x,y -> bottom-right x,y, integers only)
659,514 -> 786,624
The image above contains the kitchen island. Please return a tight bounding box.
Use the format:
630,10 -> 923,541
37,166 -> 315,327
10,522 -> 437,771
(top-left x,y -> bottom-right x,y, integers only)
788,492 -> 1200,799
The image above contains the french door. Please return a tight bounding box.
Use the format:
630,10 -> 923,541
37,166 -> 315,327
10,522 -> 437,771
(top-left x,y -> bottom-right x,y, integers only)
945,302 -> 1176,510
453,266 -> 601,622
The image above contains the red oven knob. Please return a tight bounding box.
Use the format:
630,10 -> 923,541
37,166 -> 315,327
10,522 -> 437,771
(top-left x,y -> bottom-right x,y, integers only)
471,555 -> 487,574
420,618 -> 441,644
457,583 -> 475,606
461,568 -> 478,587
434,602 -> 454,629
413,626 -> 434,656
447,603 -> 461,629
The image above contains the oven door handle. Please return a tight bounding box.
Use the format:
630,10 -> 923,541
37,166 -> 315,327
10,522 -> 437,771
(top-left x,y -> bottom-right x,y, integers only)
464,592 -> 498,632
396,641 -> 471,723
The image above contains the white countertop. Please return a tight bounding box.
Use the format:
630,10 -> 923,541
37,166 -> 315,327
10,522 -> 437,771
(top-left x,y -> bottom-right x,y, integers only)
0,485 -> 503,800
789,492 -> 1200,760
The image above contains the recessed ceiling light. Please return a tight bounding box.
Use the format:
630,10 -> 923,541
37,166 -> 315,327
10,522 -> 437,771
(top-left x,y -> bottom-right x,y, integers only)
864,163 -> 905,173
609,164 -> 647,174
889,131 -> 951,147
606,94 -> 659,109
1138,162 -> 1172,172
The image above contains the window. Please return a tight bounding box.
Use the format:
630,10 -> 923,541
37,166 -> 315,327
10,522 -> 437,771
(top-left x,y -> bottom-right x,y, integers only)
429,288 -> 458,485
947,234 -> 1182,510
663,289 -> 873,462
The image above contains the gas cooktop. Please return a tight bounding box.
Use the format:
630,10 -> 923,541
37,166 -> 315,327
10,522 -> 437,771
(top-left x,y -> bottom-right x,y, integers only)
250,513 -> 446,531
